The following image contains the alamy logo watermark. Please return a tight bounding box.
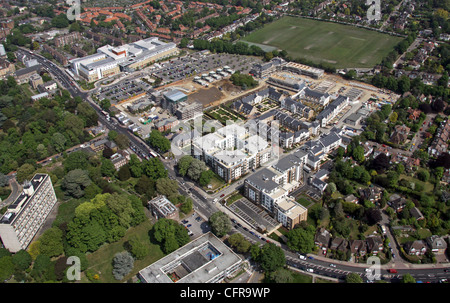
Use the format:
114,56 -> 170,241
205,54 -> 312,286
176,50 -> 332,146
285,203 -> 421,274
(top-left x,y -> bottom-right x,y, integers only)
366,0 -> 382,21
66,0 -> 81,21
66,256 -> 81,281
365,256 -> 381,281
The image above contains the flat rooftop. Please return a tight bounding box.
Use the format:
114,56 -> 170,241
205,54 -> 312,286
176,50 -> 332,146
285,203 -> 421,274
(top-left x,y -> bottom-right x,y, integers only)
139,232 -> 242,283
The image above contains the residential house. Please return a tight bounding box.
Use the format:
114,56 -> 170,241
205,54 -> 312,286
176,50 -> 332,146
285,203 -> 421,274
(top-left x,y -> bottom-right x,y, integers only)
315,228 -> 331,254
410,207 -> 424,220
390,125 -> 410,145
366,236 -> 383,255
426,235 -> 447,255
344,194 -> 358,204
329,237 -> 348,253
388,193 -> 407,212
405,240 -> 427,256
358,186 -> 383,204
349,239 -> 367,257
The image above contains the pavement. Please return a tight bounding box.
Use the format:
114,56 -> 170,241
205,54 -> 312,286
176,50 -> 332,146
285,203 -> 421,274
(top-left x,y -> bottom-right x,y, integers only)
0,177 -> 20,208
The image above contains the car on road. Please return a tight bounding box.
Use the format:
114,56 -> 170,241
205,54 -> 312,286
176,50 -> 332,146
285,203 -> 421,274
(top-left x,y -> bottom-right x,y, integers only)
298,254 -> 306,260
220,194 -> 225,197
308,256 -> 314,260
388,269 -> 398,273
329,264 -> 336,268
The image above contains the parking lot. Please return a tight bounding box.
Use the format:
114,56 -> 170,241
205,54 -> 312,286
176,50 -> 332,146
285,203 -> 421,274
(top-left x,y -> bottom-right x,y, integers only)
180,212 -> 211,239
97,78 -> 151,105
227,198 -> 279,233
151,52 -> 262,83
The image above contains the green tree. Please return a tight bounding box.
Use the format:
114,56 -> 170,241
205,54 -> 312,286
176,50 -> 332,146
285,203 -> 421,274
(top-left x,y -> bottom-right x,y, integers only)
286,225 -> 315,254
127,235 -> 149,260
346,272 -> 363,283
258,242 -> 285,273
38,227 -> 64,258
100,158 -> 116,177
402,273 -> 416,283
63,151 -> 89,173
118,165 -> 131,181
143,158 -> 168,180
417,169 -> 430,182
152,218 -> 189,254
11,250 -> 32,271
106,193 -> 135,227
16,163 -> 36,183
61,169 -> 91,198
148,130 -> 171,153
0,256 -> 14,281
177,155 -> 193,176
352,145 -> 365,163
156,178 -> 179,197
186,158 -> 207,181
209,211 -> 232,237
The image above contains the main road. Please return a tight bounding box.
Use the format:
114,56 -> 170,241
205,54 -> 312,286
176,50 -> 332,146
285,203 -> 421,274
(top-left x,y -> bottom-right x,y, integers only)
20,48 -> 450,283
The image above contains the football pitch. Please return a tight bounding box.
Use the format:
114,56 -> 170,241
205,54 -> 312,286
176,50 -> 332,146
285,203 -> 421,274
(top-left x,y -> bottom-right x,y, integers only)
241,16 -> 403,69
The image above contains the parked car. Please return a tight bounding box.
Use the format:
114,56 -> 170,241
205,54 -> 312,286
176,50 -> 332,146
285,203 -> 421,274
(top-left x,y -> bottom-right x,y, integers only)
306,268 -> 314,273
388,269 -> 398,273
298,254 -> 306,260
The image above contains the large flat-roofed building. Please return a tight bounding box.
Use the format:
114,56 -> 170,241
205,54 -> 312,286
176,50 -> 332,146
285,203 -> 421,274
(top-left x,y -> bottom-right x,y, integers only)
243,151 -> 308,229
70,37 -> 178,82
162,89 -> 189,114
138,232 -> 242,283
190,124 -> 272,183
0,174 -> 57,253
283,62 -> 324,79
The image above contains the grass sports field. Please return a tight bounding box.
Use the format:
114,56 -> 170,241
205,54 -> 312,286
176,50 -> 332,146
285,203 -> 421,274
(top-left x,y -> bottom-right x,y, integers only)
241,16 -> 403,69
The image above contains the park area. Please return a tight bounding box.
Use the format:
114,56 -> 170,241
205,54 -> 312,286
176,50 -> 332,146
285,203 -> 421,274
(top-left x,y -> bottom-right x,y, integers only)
241,16 -> 403,69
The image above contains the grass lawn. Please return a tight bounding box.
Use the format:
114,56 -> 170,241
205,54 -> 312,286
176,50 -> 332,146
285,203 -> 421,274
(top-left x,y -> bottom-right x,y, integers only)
241,16 -> 403,68
203,173 -> 226,192
399,174 -> 434,193
297,197 -> 313,208
83,219 -> 165,283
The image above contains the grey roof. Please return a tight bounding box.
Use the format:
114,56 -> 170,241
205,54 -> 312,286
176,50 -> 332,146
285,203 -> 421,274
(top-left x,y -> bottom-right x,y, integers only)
319,131 -> 341,148
164,89 -> 187,102
246,168 -> 279,192
273,154 -> 301,172
15,64 -> 42,77
304,88 -> 327,99
315,169 -> 329,180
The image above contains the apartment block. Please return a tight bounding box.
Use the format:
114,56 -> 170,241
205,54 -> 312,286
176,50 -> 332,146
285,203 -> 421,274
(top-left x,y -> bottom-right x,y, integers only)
0,174 -> 57,253
190,124 -> 272,183
243,151 -> 308,229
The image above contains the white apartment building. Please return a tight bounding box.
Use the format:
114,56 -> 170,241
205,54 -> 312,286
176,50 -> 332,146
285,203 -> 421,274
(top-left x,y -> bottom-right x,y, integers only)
0,174 -> 57,253
191,124 -> 272,183
244,150 -> 308,229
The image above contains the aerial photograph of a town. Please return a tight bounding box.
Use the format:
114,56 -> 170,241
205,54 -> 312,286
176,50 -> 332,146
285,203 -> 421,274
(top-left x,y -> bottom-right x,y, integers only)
0,0 -> 449,294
